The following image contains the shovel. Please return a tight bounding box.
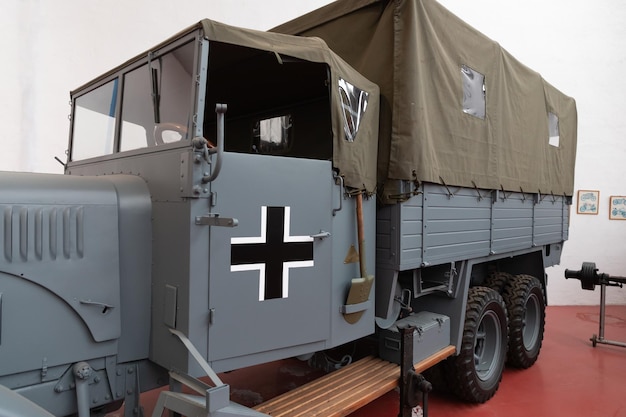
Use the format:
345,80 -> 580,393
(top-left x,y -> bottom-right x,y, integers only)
343,192 -> 375,324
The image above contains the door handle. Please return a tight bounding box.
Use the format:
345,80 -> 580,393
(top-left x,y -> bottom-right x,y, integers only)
333,172 -> 344,216
310,230 -> 331,240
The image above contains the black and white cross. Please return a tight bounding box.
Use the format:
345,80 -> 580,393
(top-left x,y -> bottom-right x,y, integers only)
230,206 -> 314,301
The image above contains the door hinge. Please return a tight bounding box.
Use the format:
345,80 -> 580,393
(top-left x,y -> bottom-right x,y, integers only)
209,308 -> 215,325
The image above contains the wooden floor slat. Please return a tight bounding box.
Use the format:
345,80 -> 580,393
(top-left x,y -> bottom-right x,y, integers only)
254,345 -> 456,417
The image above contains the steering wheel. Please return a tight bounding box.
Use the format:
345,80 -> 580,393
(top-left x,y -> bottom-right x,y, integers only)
153,122 -> 215,148
154,122 -> 186,145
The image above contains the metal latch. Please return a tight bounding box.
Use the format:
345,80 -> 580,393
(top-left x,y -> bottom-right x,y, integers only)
195,214 -> 238,227
310,230 -> 331,240
80,299 -> 114,314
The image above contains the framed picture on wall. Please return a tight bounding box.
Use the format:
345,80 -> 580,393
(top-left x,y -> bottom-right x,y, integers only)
576,190 -> 599,214
609,196 -> 626,220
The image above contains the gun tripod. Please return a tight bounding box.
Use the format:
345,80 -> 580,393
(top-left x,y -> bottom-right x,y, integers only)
565,262 -> 626,349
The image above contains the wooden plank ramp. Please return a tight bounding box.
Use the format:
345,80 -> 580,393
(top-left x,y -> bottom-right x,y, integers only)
253,345 -> 456,417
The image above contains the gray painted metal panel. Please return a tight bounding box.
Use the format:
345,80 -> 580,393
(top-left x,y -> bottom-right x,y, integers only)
422,185 -> 491,265
208,152 -> 334,372
0,174 -> 121,375
534,202 -> 567,245
376,192 -> 424,270
0,271 -> 118,377
375,205 -> 395,267
376,182 -> 571,271
329,192 -> 376,348
69,148 -> 199,374
0,172 -> 152,382
493,195 -> 533,253
399,204 -> 423,266
379,311 -> 451,365
149,200 -> 196,374
107,175 -> 153,363
0,384 -> 54,417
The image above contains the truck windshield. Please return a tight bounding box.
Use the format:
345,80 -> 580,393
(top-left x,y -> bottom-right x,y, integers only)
71,79 -> 119,160
71,40 -> 195,161
120,41 -> 195,152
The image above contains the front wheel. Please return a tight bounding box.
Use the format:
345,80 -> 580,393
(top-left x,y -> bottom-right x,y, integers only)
445,287 -> 508,403
503,274 -> 545,368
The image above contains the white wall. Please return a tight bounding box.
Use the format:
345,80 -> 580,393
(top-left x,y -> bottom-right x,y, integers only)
2,0 -> 625,305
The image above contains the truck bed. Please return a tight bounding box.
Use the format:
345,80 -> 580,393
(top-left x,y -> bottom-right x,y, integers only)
377,182 -> 570,271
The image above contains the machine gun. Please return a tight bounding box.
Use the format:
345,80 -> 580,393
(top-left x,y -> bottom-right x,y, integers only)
564,262 -> 626,349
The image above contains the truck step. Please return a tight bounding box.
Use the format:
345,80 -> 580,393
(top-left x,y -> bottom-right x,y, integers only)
253,345 -> 456,417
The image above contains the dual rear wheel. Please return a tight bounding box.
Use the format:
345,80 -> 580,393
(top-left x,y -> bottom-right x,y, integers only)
502,274 -> 545,369
444,273 -> 545,403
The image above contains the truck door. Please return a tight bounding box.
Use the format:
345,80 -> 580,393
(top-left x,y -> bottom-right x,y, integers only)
207,151 -> 332,369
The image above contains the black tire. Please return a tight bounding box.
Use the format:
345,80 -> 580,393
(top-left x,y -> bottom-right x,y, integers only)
503,274 -> 545,368
445,287 -> 508,403
484,271 -> 512,294
422,362 -> 450,394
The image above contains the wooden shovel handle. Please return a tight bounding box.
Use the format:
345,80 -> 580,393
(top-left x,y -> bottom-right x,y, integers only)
356,192 -> 367,278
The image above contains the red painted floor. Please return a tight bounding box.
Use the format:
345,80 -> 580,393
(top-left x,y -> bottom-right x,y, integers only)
108,305 -> 626,417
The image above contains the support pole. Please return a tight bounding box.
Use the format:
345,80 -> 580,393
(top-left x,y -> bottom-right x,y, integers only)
399,326 -> 414,417
399,326 -> 432,417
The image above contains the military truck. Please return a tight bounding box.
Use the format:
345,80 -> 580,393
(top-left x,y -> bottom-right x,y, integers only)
0,1 -> 576,416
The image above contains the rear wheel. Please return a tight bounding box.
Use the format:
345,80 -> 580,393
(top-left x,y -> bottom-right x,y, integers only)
445,287 -> 508,403
484,271 -> 512,294
503,274 -> 545,368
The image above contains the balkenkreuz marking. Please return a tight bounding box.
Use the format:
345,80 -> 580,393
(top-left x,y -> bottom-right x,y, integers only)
231,206 -> 314,300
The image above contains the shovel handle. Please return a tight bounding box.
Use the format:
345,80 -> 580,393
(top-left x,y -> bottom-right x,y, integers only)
356,192 -> 367,278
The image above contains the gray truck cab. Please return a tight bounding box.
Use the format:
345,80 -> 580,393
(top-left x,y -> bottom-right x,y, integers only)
67,20 -> 381,375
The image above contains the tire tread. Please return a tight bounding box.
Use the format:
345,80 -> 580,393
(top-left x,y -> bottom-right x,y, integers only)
502,274 -> 545,369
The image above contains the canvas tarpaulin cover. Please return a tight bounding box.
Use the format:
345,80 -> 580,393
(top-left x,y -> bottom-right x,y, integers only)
72,19 -> 380,192
273,0 -> 577,196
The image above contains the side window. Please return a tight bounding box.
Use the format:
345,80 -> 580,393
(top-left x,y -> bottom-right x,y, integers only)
338,78 -> 369,142
548,112 -> 560,147
120,41 -> 195,152
71,79 -> 118,160
461,64 -> 486,119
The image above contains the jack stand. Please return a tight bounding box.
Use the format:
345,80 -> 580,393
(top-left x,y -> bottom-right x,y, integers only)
399,326 -> 432,417
565,262 -> 626,349
591,279 -> 626,348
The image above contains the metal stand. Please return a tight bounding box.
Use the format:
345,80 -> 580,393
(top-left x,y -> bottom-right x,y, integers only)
590,279 -> 626,348
151,329 -> 269,417
565,262 -> 626,349
399,326 -> 432,417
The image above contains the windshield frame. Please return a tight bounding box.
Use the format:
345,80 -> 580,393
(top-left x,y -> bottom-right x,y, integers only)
67,29 -> 207,166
